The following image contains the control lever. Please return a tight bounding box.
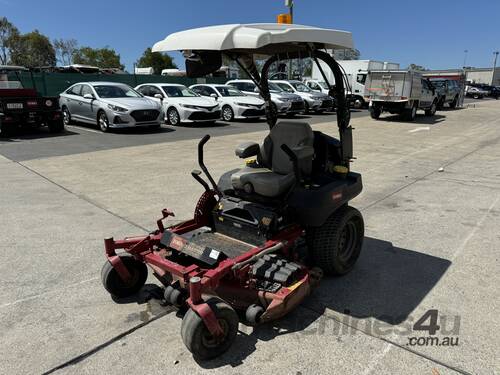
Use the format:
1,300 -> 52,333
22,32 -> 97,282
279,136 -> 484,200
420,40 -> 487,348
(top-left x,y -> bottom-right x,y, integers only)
191,170 -> 210,191
197,135 -> 223,197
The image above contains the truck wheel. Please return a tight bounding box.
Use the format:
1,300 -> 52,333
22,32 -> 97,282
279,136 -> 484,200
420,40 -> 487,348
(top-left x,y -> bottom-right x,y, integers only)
181,297 -> 239,360
48,118 -> 65,133
369,106 -> 381,119
101,254 -> 148,298
425,101 -> 437,116
307,206 -> 364,275
405,104 -> 417,121
449,96 -> 458,109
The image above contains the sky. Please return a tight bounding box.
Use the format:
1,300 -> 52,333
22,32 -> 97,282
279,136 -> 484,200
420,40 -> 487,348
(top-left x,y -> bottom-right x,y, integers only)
2,0 -> 500,72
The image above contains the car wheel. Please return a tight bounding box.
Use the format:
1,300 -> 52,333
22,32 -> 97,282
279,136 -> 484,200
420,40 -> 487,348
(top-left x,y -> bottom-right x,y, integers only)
62,106 -> 72,126
98,111 -> 110,132
369,106 -> 381,119
449,96 -> 458,109
473,94 -> 479,99
167,107 -> 180,126
425,101 -> 437,116
221,105 -> 234,122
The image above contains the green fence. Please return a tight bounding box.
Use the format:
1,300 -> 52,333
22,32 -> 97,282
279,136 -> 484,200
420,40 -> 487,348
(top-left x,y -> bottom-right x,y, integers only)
14,72 -> 228,97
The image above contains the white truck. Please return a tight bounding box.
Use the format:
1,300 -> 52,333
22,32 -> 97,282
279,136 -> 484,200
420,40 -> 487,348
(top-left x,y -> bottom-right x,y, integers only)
309,59 -> 400,108
364,70 -> 438,121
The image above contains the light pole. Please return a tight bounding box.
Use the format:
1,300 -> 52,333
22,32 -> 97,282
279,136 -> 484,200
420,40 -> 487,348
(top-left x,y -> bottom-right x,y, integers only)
285,0 -> 294,79
463,49 -> 468,68
493,51 -> 499,85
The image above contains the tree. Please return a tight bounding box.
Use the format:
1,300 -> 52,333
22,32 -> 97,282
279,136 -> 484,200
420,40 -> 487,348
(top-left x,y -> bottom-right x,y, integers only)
0,17 -> 20,65
136,48 -> 176,75
9,30 -> 56,67
408,64 -> 427,71
54,38 -> 78,66
73,46 -> 124,69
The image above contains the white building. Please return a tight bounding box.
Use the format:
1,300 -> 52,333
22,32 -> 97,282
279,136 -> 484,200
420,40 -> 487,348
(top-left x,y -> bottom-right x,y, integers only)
464,67 -> 500,86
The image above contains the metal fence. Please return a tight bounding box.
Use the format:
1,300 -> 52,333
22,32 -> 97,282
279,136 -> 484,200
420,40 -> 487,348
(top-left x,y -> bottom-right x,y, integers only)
14,72 -> 228,97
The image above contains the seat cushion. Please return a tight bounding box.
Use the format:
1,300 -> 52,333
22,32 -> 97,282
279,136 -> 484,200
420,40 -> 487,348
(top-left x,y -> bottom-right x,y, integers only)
231,166 -> 295,197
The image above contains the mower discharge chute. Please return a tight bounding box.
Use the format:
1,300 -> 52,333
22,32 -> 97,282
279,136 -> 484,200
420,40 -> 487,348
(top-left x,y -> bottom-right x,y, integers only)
101,23 -> 364,360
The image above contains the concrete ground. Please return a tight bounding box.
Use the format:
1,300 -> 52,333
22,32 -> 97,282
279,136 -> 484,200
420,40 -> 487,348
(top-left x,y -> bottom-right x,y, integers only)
1,100 -> 499,375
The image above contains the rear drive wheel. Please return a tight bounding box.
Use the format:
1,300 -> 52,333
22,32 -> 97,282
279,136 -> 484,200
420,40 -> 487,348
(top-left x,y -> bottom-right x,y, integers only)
101,254 -> 148,298
167,107 -> 181,126
405,104 -> 417,121
369,106 -> 381,119
221,105 -> 234,122
181,298 -> 239,360
98,111 -> 110,132
307,206 -> 364,275
425,101 -> 437,116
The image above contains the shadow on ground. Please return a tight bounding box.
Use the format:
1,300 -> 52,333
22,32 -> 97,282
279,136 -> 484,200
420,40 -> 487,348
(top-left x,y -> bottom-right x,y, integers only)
376,113 -> 446,125
196,236 -> 451,368
0,127 -> 79,141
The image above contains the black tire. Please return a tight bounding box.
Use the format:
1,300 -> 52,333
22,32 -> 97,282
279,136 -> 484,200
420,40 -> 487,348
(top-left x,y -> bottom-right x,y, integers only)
473,94 -> 480,99
62,106 -> 72,126
425,101 -> 437,116
449,96 -> 458,109
167,107 -> 181,126
221,105 -> 234,122
181,297 -> 239,360
101,254 -> 148,298
48,118 -> 65,133
369,106 -> 381,119
169,287 -> 186,307
405,104 -> 417,121
307,206 -> 364,276
436,97 -> 445,110
98,110 -> 110,132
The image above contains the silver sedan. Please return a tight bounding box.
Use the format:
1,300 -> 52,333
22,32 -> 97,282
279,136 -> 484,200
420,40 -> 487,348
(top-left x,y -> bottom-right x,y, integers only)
59,82 -> 163,132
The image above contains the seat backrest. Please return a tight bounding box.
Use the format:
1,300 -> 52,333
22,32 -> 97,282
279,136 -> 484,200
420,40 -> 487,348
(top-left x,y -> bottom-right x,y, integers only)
258,121 -> 314,175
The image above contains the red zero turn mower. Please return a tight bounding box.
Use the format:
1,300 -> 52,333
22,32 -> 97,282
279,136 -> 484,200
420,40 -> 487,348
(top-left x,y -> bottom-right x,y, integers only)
101,23 -> 364,360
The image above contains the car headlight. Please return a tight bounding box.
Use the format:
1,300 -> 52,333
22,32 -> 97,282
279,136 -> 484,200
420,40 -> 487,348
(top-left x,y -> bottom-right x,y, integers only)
108,104 -> 128,112
277,97 -> 292,102
234,102 -> 253,107
45,99 -> 53,107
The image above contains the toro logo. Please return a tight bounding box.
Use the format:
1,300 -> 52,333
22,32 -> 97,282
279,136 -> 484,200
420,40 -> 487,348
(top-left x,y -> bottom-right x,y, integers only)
170,236 -> 186,250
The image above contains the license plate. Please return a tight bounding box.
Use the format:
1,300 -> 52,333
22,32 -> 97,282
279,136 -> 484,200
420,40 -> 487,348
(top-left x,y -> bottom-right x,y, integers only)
7,103 -> 23,109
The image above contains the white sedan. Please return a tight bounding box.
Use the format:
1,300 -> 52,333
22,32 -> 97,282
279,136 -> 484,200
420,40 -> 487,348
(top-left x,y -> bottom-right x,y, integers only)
190,84 -> 265,121
135,83 -> 220,125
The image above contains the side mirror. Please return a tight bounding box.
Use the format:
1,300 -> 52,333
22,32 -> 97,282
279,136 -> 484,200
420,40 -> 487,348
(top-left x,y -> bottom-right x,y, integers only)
210,93 -> 218,99
83,93 -> 94,100
154,93 -> 164,100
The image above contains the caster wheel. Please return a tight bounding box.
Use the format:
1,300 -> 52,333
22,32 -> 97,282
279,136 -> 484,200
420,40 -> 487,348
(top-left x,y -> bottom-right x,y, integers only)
181,297 -> 239,360
169,287 -> 186,307
164,285 -> 175,303
245,304 -> 264,325
101,254 -> 147,298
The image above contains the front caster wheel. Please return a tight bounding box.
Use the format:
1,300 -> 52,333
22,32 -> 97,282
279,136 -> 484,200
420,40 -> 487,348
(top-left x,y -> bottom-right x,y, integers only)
181,298 -> 239,360
307,206 -> 364,275
101,254 -> 148,298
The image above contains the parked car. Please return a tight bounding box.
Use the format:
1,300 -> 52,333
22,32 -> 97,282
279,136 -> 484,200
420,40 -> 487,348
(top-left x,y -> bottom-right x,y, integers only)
465,85 -> 488,99
473,84 -> 500,99
365,70 -> 438,121
135,83 -> 220,125
429,79 -> 461,108
60,82 -> 163,132
226,79 -> 305,115
190,84 -> 265,121
0,65 -> 63,136
271,80 -> 334,113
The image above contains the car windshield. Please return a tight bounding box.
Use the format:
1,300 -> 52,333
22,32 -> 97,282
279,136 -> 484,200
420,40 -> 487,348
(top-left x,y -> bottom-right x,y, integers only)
430,80 -> 446,88
290,82 -> 312,92
215,86 -> 245,97
162,86 -> 198,97
275,82 -> 294,93
0,73 -> 24,89
268,82 -> 284,92
94,85 -> 141,98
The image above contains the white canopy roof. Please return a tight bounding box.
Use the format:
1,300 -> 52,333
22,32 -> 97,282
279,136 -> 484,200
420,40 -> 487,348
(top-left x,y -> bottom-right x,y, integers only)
152,23 -> 353,55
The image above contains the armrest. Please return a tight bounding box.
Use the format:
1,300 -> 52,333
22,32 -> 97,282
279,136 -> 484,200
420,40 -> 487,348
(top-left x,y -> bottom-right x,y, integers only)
235,142 -> 260,158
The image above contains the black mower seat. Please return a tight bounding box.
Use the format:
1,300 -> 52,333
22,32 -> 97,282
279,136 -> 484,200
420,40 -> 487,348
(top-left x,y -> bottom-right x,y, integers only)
231,121 -> 314,198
